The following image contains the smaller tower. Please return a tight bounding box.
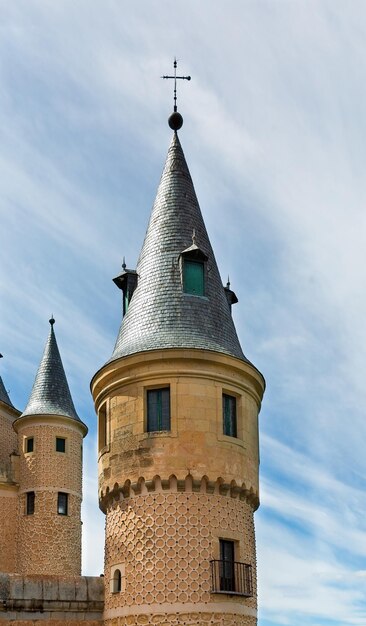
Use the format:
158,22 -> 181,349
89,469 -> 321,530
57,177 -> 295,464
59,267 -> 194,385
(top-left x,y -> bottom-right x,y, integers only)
0,364 -> 21,573
13,319 -> 87,576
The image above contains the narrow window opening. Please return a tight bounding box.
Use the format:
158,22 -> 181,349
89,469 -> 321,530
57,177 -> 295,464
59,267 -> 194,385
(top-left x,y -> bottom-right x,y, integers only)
147,388 -> 170,432
223,394 -> 237,438
219,539 -> 235,592
123,291 -> 130,315
56,437 -> 66,453
26,491 -> 35,515
98,404 -> 107,451
26,437 -> 34,453
57,492 -> 68,515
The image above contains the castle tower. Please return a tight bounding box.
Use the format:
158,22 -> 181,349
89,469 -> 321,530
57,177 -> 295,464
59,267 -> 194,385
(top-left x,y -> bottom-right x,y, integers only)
91,114 -> 265,626
0,368 -> 21,573
13,319 -> 88,576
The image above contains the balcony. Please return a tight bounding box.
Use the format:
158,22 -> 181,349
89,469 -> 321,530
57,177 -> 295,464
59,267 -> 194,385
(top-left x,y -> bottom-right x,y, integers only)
210,560 -> 253,597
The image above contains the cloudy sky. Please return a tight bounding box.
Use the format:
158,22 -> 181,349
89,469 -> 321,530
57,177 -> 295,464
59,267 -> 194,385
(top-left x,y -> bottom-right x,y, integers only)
1,2 -> 366,624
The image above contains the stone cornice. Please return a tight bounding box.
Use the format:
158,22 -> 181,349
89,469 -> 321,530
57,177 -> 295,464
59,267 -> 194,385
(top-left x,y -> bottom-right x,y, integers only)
92,348 -> 265,411
13,413 -> 87,437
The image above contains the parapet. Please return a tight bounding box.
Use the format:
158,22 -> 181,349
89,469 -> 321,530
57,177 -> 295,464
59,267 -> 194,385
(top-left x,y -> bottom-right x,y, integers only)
0,573 -> 104,623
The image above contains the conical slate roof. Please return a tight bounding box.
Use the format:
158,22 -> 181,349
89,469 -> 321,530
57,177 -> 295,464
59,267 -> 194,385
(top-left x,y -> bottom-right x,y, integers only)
110,131 -> 247,362
21,320 -> 82,422
0,375 -> 14,408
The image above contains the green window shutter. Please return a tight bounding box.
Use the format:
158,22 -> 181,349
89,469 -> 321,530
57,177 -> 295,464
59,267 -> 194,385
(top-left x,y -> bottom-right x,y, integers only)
123,292 -> 130,315
223,394 -> 237,437
184,259 -> 204,295
147,388 -> 170,432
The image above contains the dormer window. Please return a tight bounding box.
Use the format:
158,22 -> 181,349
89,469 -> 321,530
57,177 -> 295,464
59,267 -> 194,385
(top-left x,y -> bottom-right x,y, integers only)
224,279 -> 238,314
180,235 -> 208,297
113,260 -> 138,316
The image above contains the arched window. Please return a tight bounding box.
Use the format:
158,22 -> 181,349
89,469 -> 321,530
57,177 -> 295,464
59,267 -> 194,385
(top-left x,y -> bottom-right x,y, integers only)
111,568 -> 122,593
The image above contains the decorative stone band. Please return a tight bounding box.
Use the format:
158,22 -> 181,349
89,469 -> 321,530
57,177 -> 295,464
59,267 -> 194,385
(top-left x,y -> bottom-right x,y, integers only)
0,484 -> 18,496
104,601 -> 257,621
18,486 -> 82,498
100,473 -> 259,513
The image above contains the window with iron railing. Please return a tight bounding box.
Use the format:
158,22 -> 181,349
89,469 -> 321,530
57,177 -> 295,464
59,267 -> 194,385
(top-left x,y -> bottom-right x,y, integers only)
210,559 -> 253,597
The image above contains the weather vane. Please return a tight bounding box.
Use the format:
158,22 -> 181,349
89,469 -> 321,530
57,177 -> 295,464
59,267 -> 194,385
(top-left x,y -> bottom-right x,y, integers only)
162,59 -> 191,131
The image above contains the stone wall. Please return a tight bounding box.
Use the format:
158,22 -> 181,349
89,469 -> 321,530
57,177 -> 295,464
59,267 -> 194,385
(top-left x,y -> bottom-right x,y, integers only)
94,349 -> 263,508
17,492 -> 82,576
103,489 -> 257,625
92,348 -> 263,626
0,487 -> 18,573
0,573 -> 104,624
14,418 -> 84,576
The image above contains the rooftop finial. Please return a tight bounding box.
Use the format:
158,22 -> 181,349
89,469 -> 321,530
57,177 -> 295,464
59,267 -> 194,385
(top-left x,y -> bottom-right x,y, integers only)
49,315 -> 55,327
122,257 -> 126,271
227,276 -> 230,288
162,58 -> 191,131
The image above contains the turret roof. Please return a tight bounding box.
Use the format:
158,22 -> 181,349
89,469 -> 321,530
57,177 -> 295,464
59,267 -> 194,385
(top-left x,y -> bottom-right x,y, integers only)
110,131 -> 247,363
20,320 -> 83,423
0,375 -> 14,408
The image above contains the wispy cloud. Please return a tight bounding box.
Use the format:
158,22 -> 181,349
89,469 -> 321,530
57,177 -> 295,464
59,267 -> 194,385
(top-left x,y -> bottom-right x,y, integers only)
1,3 -> 366,624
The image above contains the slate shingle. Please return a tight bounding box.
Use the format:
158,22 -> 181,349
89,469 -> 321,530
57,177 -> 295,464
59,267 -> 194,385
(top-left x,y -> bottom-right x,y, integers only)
21,322 -> 82,423
0,376 -> 14,408
110,131 -> 247,363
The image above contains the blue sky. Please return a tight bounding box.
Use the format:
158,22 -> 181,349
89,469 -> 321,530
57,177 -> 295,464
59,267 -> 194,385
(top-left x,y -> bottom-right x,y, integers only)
1,2 -> 366,624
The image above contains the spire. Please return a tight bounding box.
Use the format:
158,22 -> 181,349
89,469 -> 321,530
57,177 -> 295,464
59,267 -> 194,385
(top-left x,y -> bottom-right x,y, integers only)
20,318 -> 82,423
110,132 -> 247,363
0,354 -> 15,408
0,375 -> 14,408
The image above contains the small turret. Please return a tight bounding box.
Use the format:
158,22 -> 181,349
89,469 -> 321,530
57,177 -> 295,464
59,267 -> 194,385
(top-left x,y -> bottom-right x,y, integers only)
13,319 -> 87,576
113,259 -> 138,317
224,277 -> 239,312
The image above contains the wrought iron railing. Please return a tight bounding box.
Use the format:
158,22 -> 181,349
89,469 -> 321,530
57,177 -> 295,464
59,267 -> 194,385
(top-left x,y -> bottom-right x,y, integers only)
210,560 -> 253,597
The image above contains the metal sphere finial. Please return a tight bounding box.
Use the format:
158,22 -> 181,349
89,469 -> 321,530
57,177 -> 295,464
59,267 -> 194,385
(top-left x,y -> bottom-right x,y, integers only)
49,316 -> 55,326
168,111 -> 184,130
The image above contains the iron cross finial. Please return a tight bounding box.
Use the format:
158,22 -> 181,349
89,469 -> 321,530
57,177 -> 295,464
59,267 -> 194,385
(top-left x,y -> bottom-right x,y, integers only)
162,58 -> 191,113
